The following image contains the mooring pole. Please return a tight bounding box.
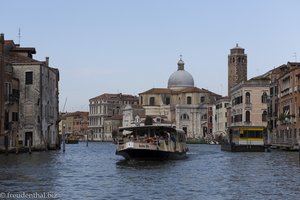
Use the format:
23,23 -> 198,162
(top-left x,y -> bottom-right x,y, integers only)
5,134 -> 8,155
28,138 -> 32,154
62,132 -> 65,152
15,135 -> 19,154
86,134 -> 88,147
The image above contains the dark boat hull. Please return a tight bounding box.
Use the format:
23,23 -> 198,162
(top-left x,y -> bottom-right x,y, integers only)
221,143 -> 265,152
65,139 -> 79,144
116,149 -> 187,160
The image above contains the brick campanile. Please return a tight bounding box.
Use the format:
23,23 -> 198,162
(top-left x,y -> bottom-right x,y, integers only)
228,44 -> 247,96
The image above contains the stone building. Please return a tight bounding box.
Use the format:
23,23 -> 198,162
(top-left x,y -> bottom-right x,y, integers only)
228,78 -> 269,145
139,57 -> 221,140
122,104 -> 145,127
0,34 -> 20,152
228,44 -> 247,96
59,111 -> 89,140
251,62 -> 300,149
0,33 -> 60,152
213,97 -> 230,138
88,93 -> 139,141
273,62 -> 300,149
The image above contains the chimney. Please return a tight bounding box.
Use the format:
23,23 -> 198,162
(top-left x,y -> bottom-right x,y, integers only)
45,57 -> 49,66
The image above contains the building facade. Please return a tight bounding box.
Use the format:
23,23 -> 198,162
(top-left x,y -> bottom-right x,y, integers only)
0,34 -> 60,152
272,63 -> 300,149
139,58 -> 221,140
59,111 -> 89,140
88,93 -> 139,141
228,79 -> 269,147
213,97 -> 230,139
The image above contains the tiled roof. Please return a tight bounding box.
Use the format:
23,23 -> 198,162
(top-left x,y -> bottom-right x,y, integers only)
2,40 -> 40,64
139,88 -> 172,95
104,115 -> 123,120
90,93 -> 138,101
8,52 -> 41,64
11,47 -> 36,54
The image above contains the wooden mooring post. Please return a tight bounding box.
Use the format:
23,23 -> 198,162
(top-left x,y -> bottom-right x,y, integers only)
62,132 -> 65,152
86,134 -> 88,147
28,138 -> 32,154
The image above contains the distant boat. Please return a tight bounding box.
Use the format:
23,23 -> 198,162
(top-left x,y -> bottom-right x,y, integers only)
221,127 -> 266,152
65,135 -> 79,144
115,125 -> 189,160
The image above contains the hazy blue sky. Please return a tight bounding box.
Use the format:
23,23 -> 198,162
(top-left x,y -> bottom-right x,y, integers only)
1,0 -> 300,111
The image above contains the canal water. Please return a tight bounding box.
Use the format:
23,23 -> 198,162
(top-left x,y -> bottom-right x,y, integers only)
0,143 -> 299,200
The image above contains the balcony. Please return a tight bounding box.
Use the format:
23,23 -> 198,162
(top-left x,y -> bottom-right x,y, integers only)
281,88 -> 291,97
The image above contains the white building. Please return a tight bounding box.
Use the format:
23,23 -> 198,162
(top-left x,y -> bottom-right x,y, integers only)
139,57 -> 221,140
88,93 -> 138,141
213,97 -> 230,139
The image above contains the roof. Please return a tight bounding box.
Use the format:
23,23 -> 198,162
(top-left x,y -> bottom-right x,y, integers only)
139,86 -> 221,97
139,88 -> 172,95
90,93 -> 138,101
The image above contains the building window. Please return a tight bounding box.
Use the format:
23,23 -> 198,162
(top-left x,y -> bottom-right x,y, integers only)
140,96 -> 143,104
262,111 -> 268,122
4,82 -> 12,102
201,96 -> 205,103
187,96 -> 192,104
261,92 -> 268,103
245,111 -> 250,122
149,97 -> 155,106
25,71 -> 33,85
246,92 -> 251,104
180,113 -> 190,120
12,112 -> 19,122
166,97 -> 170,105
270,87 -> 273,96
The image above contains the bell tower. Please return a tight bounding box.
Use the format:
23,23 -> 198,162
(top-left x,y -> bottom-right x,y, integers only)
228,44 -> 247,96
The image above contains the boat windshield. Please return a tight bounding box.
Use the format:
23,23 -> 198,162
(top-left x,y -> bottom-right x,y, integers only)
119,126 -> 186,142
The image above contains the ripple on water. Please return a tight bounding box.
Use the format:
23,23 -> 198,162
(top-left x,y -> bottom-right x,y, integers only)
0,143 -> 299,200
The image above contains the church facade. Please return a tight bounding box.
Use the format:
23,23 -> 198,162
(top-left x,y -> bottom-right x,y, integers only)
139,57 -> 221,140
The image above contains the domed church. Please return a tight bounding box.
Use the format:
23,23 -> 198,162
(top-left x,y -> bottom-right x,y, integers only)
139,57 -> 221,139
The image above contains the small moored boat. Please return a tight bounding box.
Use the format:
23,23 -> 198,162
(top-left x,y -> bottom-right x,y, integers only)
115,125 -> 189,160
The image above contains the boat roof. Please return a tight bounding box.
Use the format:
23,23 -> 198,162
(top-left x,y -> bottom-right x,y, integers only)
119,125 -> 184,133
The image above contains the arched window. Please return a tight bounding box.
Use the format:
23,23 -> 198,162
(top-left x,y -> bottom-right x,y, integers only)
245,111 -> 251,122
261,92 -> 268,103
246,92 -> 251,104
262,111 -> 268,122
180,113 -> 190,120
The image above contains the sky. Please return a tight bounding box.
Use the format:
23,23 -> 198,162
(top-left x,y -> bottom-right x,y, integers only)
1,0 -> 300,112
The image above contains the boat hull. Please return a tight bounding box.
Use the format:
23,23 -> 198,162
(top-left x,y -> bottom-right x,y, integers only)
221,143 -> 265,152
116,148 -> 187,160
65,139 -> 79,144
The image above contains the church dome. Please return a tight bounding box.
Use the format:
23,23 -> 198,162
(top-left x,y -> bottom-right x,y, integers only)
168,57 -> 194,89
